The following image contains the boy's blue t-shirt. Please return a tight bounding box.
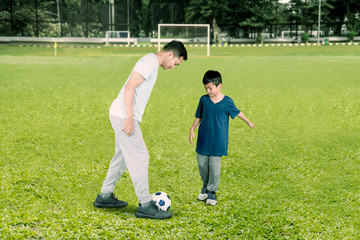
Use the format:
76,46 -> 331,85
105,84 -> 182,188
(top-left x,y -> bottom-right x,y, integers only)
195,95 -> 241,156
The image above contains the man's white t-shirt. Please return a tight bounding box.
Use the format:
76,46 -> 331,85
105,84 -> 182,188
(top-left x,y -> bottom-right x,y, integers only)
109,53 -> 159,123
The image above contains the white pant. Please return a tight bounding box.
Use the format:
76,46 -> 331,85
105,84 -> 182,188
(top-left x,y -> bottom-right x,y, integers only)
101,114 -> 152,204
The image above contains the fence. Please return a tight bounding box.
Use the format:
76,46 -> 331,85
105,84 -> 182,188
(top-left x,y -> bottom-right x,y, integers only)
0,0 -> 133,38
0,1 -> 356,41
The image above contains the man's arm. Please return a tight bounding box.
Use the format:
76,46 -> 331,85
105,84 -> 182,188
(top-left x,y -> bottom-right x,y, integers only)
122,71 -> 144,136
189,118 -> 201,144
237,112 -> 255,128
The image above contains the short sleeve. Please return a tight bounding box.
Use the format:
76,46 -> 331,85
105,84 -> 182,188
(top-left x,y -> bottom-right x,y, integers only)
133,54 -> 158,80
195,97 -> 203,118
228,98 -> 241,119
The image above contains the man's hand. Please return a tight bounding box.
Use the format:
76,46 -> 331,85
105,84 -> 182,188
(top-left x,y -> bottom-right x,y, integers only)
122,71 -> 144,137
122,118 -> 134,136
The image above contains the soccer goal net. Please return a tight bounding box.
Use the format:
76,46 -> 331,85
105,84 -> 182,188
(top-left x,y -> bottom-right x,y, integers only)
158,24 -> 210,56
105,31 -> 130,46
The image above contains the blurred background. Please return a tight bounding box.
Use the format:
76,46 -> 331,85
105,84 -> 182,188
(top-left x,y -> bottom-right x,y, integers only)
0,0 -> 359,43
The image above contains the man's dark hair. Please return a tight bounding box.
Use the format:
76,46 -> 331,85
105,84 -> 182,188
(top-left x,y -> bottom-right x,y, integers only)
163,40 -> 188,61
203,70 -> 222,86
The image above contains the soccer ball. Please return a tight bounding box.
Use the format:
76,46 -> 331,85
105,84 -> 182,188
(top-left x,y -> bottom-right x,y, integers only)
152,191 -> 171,211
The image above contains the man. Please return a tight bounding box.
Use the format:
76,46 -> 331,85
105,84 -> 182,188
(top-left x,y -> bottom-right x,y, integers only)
93,41 -> 188,219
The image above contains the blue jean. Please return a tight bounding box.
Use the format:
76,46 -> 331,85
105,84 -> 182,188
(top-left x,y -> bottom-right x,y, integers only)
101,114 -> 152,204
196,153 -> 221,192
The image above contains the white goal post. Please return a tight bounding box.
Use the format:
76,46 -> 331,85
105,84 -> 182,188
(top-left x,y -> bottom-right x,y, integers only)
105,31 -> 130,46
158,24 -> 210,56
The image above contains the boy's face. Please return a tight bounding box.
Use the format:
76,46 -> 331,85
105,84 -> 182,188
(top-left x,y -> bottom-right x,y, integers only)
162,52 -> 183,70
204,82 -> 222,98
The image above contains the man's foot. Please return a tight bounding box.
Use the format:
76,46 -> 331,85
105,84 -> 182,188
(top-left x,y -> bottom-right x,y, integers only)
135,200 -> 172,219
206,192 -> 217,205
197,186 -> 209,201
93,193 -> 128,208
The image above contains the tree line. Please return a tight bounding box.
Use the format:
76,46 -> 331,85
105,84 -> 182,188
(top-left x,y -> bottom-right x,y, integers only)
0,0 -> 359,42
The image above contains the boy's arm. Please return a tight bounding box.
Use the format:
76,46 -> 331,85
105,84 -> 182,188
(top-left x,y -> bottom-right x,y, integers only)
237,112 -> 255,128
189,118 -> 201,144
123,71 -> 144,136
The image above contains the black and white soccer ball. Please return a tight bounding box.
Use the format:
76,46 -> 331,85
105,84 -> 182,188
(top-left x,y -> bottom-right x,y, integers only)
152,191 -> 171,211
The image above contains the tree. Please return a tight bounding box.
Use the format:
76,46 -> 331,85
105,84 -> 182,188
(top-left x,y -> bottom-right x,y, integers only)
326,0 -> 347,35
149,0 -> 190,34
239,0 -> 281,43
288,0 -> 336,42
132,0 -> 148,37
342,0 -> 360,32
288,0 -> 320,42
219,0 -> 248,38
185,0 -> 230,43
327,0 -> 360,36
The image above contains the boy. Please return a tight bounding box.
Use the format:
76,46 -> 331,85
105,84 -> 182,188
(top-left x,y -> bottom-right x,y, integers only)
93,41 -> 187,219
189,70 -> 254,205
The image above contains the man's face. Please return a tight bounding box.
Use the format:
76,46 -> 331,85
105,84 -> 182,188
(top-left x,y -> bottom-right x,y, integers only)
162,52 -> 183,70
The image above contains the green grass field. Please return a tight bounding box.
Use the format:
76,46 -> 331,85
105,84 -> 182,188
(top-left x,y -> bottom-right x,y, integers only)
1,45 -> 360,239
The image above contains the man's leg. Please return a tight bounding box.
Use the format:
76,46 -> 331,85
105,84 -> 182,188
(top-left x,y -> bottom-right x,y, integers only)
93,114 -> 128,208
113,118 -> 171,219
115,118 -> 152,205
96,115 -> 170,218
101,140 -> 127,194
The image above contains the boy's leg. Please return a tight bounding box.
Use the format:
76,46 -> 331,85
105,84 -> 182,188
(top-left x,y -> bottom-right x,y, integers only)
196,153 -> 210,200
206,156 -> 221,205
196,153 -> 209,189
207,156 -> 221,192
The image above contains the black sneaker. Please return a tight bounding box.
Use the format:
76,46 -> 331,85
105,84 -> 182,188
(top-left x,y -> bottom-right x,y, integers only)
206,192 -> 217,205
93,193 -> 128,208
135,200 -> 172,219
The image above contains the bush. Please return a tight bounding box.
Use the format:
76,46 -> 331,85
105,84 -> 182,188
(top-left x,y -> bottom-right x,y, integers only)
347,30 -> 357,42
301,33 -> 309,43
256,36 -> 263,44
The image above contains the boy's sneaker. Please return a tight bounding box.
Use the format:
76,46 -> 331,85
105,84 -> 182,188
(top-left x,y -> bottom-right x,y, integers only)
135,200 -> 172,219
206,192 -> 217,205
93,193 -> 128,208
197,186 -> 209,201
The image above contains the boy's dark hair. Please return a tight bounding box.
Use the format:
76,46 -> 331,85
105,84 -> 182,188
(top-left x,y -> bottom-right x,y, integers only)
162,40 -> 188,61
203,70 -> 222,86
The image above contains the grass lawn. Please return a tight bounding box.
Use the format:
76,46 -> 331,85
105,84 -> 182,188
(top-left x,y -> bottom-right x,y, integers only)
1,45 -> 360,239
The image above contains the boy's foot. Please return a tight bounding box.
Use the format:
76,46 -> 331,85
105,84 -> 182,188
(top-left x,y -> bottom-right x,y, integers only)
93,193 -> 128,208
135,200 -> 172,219
206,192 -> 217,205
197,186 -> 209,201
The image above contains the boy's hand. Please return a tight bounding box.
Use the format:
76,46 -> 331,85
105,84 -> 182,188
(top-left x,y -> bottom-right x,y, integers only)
189,118 -> 201,144
189,130 -> 195,144
123,118 -> 134,136
237,113 -> 255,129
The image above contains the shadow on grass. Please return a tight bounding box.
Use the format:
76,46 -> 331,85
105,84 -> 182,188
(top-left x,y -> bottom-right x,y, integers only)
91,204 -> 138,215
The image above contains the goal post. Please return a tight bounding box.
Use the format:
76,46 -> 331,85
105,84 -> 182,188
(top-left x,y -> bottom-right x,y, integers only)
105,31 -> 130,46
158,24 -> 210,56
